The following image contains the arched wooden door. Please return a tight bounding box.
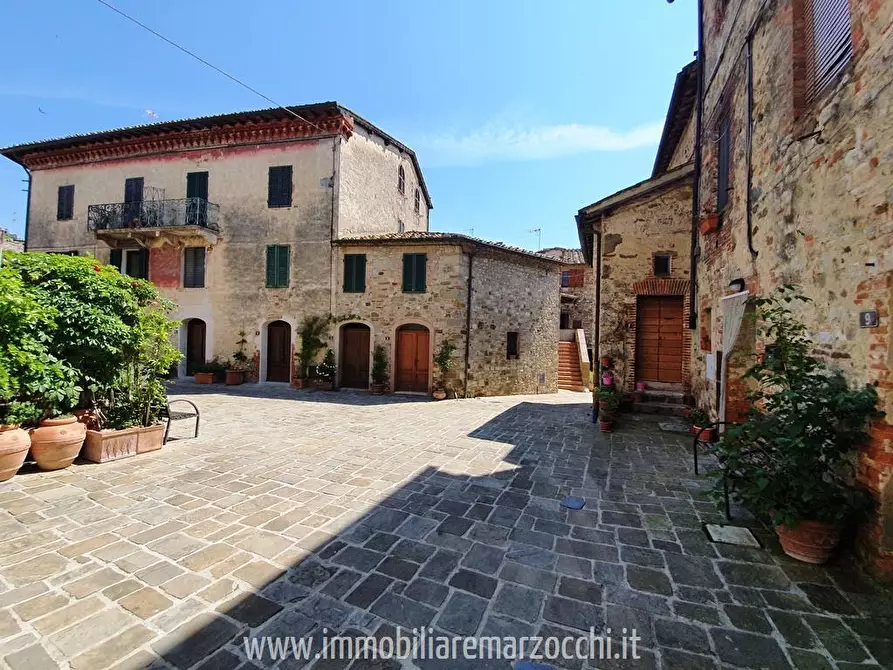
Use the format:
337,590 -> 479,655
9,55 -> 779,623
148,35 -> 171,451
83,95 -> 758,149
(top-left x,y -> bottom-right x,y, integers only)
185,319 -> 206,375
340,324 -> 371,389
395,325 -> 430,392
267,321 -> 292,382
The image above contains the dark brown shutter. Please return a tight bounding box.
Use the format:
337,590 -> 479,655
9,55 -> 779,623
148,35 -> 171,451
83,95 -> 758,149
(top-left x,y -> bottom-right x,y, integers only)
805,0 -> 851,104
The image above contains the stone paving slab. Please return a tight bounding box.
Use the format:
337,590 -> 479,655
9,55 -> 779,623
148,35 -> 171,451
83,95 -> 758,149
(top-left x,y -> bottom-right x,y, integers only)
0,382 -> 890,669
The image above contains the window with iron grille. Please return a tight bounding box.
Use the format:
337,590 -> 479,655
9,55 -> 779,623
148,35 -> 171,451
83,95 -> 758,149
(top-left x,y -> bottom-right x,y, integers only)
716,110 -> 731,216
804,0 -> 852,105
402,253 -> 426,293
398,165 -> 406,195
268,166 -> 293,208
184,247 -> 206,288
506,332 -> 520,359
57,185 -> 74,220
654,254 -> 671,277
414,189 -> 421,214
343,254 -> 366,293
266,245 -> 290,288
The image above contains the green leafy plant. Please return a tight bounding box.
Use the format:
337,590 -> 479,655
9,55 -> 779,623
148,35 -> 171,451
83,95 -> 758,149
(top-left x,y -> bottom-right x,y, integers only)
433,339 -> 457,391
298,315 -> 332,379
711,287 -> 882,528
315,349 -> 337,383
596,386 -> 621,416
687,408 -> 711,426
371,344 -> 389,385
231,330 -> 250,371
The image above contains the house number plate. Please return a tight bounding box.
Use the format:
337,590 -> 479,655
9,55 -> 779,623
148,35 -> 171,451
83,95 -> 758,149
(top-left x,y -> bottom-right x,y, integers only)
860,310 -> 879,328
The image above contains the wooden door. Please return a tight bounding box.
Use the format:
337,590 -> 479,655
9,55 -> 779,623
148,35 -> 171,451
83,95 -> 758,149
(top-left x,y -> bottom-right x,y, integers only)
340,325 -> 371,389
395,326 -> 430,392
186,319 -> 206,375
636,296 -> 684,383
267,321 -> 291,382
186,172 -> 209,227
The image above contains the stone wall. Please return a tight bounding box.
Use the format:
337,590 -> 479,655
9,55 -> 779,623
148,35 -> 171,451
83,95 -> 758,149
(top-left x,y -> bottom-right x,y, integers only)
560,263 -> 596,348
332,241 -> 559,396
468,253 -> 560,396
0,228 -> 24,253
338,127 -> 429,238
693,0 -> 893,577
597,181 -> 693,393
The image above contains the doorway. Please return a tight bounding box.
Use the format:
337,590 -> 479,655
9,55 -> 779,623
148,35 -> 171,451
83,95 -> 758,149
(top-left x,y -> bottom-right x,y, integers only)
185,319 -> 206,375
340,324 -> 371,389
635,296 -> 684,383
266,320 -> 292,382
395,324 -> 430,393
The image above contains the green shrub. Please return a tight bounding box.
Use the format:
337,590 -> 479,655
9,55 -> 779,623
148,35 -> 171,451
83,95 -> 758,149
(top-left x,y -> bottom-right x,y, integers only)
371,344 -> 389,384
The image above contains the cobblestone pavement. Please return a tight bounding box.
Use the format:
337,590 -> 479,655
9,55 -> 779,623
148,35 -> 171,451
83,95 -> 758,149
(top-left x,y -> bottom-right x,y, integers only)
0,383 -> 891,670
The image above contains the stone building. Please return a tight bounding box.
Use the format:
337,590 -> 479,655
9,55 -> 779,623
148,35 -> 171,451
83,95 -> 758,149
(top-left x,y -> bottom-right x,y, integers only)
576,61 -> 696,397
0,227 -> 24,253
687,0 -> 893,578
1,103 -> 562,396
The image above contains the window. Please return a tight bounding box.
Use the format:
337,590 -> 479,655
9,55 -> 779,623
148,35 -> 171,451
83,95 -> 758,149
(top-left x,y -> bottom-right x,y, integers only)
398,219 -> 405,233
561,271 -> 571,288
343,254 -> 366,293
266,245 -> 290,288
716,109 -> 731,216
402,253 -> 427,293
56,185 -> 74,220
268,166 -> 293,208
568,269 -> 585,287
653,254 -> 671,276
560,312 -> 570,329
506,332 -> 520,359
184,247 -> 206,288
110,248 -> 149,279
398,165 -> 405,195
414,189 -> 421,214
803,0 -> 852,105
700,307 -> 713,351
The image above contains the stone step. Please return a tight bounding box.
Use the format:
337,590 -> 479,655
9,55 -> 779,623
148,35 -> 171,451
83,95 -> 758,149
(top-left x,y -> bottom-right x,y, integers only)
639,390 -> 685,405
630,400 -> 688,417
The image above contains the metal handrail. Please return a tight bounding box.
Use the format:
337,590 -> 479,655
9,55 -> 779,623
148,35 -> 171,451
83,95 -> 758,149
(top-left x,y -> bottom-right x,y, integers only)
88,197 -> 220,233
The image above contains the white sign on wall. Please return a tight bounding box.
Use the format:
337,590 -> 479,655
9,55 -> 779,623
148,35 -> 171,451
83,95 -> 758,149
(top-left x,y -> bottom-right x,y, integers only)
705,353 -> 716,382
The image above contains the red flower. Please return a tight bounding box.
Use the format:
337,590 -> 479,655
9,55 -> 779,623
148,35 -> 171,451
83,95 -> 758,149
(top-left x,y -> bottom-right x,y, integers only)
93,264 -> 101,272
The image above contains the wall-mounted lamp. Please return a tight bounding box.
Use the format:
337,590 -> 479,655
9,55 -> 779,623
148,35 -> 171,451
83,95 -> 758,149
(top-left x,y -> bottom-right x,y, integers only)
729,278 -> 746,293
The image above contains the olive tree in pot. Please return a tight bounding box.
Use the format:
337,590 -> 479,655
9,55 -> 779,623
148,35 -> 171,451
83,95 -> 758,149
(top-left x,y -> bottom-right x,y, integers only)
314,349 -> 337,391
226,331 -> 250,385
433,340 -> 457,400
371,344 -> 389,395
711,288 -> 881,564
296,315 -> 331,389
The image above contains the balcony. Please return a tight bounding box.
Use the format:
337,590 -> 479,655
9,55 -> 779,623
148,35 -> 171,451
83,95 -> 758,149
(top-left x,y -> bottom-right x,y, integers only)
88,197 -> 220,248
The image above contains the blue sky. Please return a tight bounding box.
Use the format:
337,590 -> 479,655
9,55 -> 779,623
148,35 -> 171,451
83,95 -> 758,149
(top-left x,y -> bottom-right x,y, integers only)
0,1 -> 696,249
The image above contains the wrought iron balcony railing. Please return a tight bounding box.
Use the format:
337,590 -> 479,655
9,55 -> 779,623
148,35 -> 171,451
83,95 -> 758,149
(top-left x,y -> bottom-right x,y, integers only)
88,197 -> 220,233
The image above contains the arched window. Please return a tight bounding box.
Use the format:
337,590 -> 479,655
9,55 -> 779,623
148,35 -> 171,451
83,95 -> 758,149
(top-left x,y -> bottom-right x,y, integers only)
414,188 -> 420,214
398,165 -> 405,195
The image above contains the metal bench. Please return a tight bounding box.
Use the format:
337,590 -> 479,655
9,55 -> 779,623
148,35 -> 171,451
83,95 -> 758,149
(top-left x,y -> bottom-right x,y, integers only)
160,399 -> 200,444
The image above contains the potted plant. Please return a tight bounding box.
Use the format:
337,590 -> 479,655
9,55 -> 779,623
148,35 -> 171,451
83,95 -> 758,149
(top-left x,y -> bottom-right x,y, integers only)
699,212 -> 720,234
30,409 -> 87,471
193,363 -> 215,385
314,349 -> 337,391
371,344 -> 389,395
297,315 -> 332,385
227,331 -> 249,385
0,401 -> 40,481
711,288 -> 881,564
688,407 -> 716,442
433,339 -> 457,400
596,386 -> 620,432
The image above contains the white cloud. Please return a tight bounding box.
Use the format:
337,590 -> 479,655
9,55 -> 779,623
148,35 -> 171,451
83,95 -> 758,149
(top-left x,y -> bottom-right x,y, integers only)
415,120 -> 664,167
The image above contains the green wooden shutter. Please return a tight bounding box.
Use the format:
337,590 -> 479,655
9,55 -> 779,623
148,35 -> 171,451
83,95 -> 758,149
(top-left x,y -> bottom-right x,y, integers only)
343,255 -> 353,292
138,248 -> 149,279
356,254 -> 366,292
277,245 -> 290,287
402,254 -> 412,292
110,249 -> 122,271
266,246 -> 277,287
417,254 -> 427,292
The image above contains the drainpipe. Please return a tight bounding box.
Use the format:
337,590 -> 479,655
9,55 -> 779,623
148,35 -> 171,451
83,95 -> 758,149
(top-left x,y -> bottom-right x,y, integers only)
22,165 -> 32,252
745,32 -> 758,257
593,221 -> 603,423
463,251 -> 475,398
689,0 -> 705,331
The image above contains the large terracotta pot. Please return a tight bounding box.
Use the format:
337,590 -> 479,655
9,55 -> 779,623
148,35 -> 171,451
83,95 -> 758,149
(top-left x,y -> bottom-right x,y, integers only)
194,372 -> 214,384
83,427 -> 139,463
30,416 -> 86,471
776,521 -> 840,564
371,383 -> 388,395
0,425 -> 31,481
225,370 -> 244,385
432,389 -> 447,401
137,424 -> 165,454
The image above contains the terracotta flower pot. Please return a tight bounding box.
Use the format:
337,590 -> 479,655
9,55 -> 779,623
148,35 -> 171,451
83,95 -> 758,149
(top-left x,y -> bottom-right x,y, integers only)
30,416 -> 86,471
0,425 -> 31,481
314,380 -> 334,391
194,372 -> 215,384
599,419 -> 614,432
371,383 -> 388,395
73,408 -> 99,430
84,427 -> 139,463
776,520 -> 840,564
292,378 -> 305,389
225,370 -> 244,385
137,424 -> 165,454
691,425 -> 717,442
600,356 -> 611,368
433,389 -> 447,401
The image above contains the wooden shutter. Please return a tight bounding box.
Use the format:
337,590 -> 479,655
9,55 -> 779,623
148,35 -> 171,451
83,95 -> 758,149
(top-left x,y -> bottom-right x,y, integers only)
403,254 -> 426,292
266,246 -> 277,287
268,166 -> 292,207
569,269 -> 585,287
344,254 -> 366,292
805,0 -> 851,104
57,185 -> 74,220
138,248 -> 149,279
717,111 -> 731,214
277,245 -> 290,287
124,178 -> 144,203
186,172 -> 209,200
110,249 -> 122,271
184,248 -> 205,288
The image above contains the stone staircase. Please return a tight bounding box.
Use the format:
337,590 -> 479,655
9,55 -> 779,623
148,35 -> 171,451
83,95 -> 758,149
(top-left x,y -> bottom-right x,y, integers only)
558,341 -> 585,392
631,382 -> 687,416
